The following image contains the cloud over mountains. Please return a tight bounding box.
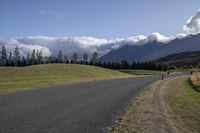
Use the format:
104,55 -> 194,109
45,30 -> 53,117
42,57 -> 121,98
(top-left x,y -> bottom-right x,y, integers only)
0,33 -> 172,58
1,10 -> 200,58
183,10 -> 200,34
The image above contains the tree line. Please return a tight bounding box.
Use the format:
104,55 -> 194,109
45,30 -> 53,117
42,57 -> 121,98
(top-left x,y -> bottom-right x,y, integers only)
96,60 -> 168,71
0,46 -> 168,71
0,46 -> 99,66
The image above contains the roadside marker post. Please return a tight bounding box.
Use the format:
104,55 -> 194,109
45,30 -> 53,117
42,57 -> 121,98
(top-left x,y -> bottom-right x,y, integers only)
162,74 -> 164,80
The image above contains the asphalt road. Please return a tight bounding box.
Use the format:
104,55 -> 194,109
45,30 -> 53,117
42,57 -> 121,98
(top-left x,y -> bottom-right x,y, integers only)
0,76 -> 160,133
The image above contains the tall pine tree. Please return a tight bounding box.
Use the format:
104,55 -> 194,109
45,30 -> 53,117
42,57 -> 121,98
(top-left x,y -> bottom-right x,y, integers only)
0,46 -> 7,66
91,52 -> 98,65
31,49 -> 36,65
83,52 -> 88,64
72,52 -> 78,64
13,46 -> 20,66
36,50 -> 43,64
8,52 -> 13,66
57,50 -> 63,63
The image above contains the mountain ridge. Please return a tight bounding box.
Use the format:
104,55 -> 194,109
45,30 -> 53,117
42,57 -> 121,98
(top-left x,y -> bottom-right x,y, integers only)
99,33 -> 200,62
152,50 -> 200,68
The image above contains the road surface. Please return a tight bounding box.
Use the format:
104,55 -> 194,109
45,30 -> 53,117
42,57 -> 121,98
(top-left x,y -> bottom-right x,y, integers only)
0,76 -> 160,133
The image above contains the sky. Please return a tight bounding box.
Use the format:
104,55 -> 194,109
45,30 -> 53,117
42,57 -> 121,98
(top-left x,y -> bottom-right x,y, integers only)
0,0 -> 200,58
0,0 -> 200,39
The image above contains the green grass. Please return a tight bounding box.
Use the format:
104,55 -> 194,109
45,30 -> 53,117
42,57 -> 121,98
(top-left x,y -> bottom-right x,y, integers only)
163,77 -> 200,132
0,64 -> 131,93
119,69 -> 166,75
174,68 -> 200,72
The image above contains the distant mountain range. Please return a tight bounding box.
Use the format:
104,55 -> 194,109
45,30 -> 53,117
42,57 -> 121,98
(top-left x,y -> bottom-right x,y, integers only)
153,51 -> 200,68
99,33 -> 200,62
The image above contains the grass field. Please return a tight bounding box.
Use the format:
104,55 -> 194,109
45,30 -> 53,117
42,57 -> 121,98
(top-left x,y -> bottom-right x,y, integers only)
111,76 -> 200,133
175,68 -> 200,73
118,69 -> 166,75
0,64 -> 131,93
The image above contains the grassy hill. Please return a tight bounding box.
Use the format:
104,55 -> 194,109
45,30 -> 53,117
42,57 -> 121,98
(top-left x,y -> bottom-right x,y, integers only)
153,51 -> 200,68
0,64 -> 131,92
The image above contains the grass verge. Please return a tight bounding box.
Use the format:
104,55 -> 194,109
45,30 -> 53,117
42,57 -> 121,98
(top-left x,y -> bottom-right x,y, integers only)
111,76 -> 200,133
119,69 -> 166,75
0,64 -> 131,93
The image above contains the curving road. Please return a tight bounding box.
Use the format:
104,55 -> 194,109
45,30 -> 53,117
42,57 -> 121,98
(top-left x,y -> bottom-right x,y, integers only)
0,76 -> 160,133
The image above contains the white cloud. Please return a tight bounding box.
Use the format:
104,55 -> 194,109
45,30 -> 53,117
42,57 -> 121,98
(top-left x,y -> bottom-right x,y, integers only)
0,36 -> 113,58
0,38 -> 52,57
183,10 -> 200,34
126,35 -> 147,44
174,33 -> 187,39
0,33 -> 177,59
147,32 -> 172,43
0,35 -> 150,58
68,37 -> 108,47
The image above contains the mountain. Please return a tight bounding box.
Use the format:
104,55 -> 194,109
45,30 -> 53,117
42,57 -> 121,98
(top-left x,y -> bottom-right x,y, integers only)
99,34 -> 200,62
152,51 -> 200,68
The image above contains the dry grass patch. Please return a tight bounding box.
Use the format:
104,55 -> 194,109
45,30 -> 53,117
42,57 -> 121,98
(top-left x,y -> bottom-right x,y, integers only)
191,73 -> 200,91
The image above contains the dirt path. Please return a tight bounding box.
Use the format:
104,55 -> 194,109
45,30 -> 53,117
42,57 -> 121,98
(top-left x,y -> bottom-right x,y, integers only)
151,79 -> 173,133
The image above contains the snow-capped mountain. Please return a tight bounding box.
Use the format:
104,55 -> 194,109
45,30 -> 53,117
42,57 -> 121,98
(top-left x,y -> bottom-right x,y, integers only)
99,33 -> 200,62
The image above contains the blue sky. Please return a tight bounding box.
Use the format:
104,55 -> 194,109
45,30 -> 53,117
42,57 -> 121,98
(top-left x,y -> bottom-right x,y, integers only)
0,0 -> 200,39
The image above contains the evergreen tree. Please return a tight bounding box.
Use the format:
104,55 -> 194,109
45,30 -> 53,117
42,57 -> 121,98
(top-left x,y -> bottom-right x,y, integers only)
91,52 -> 98,65
89,60 -> 93,65
22,56 -> 27,66
121,60 -> 129,69
130,61 -> 136,69
8,52 -> 13,66
36,50 -> 43,64
31,49 -> 36,65
79,59 -> 84,64
107,61 -> 112,68
64,55 -> 68,63
66,59 -> 69,64
116,62 -> 121,69
39,50 -> 43,64
0,46 -> 7,66
83,52 -> 88,64
70,59 -> 73,64
13,46 -> 20,66
47,56 -> 52,64
26,53 -> 30,65
96,61 -> 102,67
103,62 -> 107,68
72,52 -> 78,64
111,62 -> 116,69
57,50 -> 63,63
